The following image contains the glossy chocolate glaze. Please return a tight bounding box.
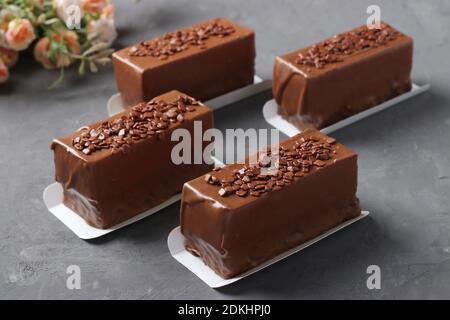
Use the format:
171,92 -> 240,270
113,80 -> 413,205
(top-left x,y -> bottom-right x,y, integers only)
273,23 -> 413,129
180,129 -> 361,279
113,17 -> 255,106
51,91 -> 214,229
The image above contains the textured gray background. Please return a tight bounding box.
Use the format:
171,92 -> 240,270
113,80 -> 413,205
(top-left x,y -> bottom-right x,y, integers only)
1,0 -> 449,300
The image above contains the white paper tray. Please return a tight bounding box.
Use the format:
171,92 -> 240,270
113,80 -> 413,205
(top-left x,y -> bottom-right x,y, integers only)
44,157 -> 225,240
107,75 -> 271,116
168,211 -> 369,288
263,83 -> 430,137
43,183 -> 180,240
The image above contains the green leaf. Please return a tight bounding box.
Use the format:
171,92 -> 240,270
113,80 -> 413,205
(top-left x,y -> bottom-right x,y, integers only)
48,66 -> 65,90
78,59 -> 86,76
89,48 -> 114,60
82,42 -> 109,57
43,18 -> 60,25
95,57 -> 111,65
89,61 -> 98,73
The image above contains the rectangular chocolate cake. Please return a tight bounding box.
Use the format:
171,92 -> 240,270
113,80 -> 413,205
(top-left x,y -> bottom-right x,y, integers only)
52,90 -> 214,229
273,22 -> 413,129
180,129 -> 361,279
113,17 -> 255,106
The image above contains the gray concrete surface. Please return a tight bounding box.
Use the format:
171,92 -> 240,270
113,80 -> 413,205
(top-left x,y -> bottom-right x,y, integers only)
1,0 -> 449,299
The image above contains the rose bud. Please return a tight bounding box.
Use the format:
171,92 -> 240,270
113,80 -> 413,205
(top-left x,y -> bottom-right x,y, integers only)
0,58 -> 10,83
63,30 -> 81,55
33,37 -> 55,69
31,0 -> 46,10
0,47 -> 18,67
34,31 -> 82,69
82,0 -> 110,15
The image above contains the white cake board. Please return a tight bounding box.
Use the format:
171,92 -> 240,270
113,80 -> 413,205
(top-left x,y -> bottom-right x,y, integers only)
108,75 -> 271,116
168,211 -> 369,288
43,183 -> 180,240
263,83 -> 430,137
44,157 -> 225,240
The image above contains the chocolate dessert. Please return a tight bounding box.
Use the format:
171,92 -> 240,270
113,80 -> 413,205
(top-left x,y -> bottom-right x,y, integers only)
113,17 -> 255,106
273,22 -> 413,129
180,129 -> 361,279
52,91 -> 214,229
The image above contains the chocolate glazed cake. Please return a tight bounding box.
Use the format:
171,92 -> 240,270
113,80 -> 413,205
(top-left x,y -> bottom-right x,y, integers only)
180,129 -> 361,279
273,22 -> 413,129
51,91 -> 214,229
113,17 -> 256,106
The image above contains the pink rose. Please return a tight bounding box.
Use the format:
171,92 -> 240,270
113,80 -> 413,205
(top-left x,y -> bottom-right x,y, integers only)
0,47 -> 18,67
0,6 -> 21,31
0,58 -> 9,83
82,0 -> 109,15
101,4 -> 115,19
87,17 -> 117,45
5,19 -> 36,51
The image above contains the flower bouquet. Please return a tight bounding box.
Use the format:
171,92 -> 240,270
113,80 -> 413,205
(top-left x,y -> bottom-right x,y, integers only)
0,0 -> 117,87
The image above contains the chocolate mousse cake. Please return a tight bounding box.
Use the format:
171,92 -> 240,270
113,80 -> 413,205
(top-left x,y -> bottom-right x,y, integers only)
180,129 -> 361,279
51,91 -> 214,229
113,17 -> 256,106
273,22 -> 413,129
